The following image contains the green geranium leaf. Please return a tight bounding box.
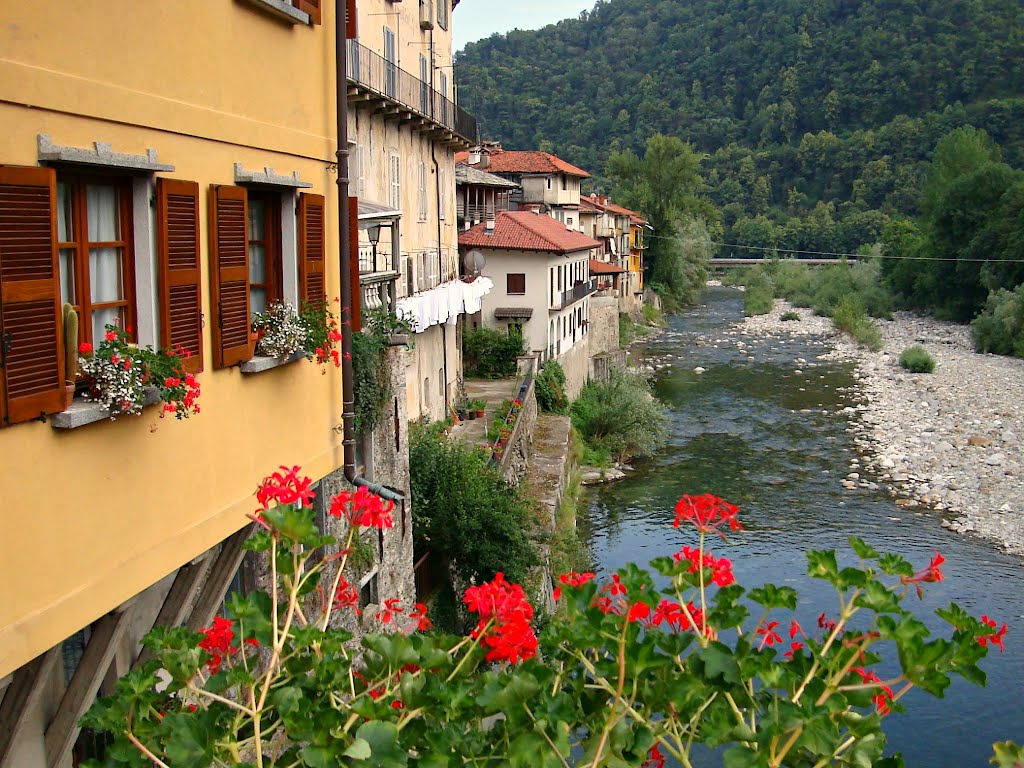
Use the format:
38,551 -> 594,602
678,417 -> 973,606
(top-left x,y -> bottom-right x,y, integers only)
849,536 -> 880,561
354,720 -> 408,767
690,642 -> 741,685
748,583 -> 798,610
163,712 -> 215,768
990,741 -> 1024,768
344,738 -> 373,760
806,549 -> 840,584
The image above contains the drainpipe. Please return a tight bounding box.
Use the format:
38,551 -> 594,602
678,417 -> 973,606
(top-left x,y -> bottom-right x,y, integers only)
337,2 -> 403,503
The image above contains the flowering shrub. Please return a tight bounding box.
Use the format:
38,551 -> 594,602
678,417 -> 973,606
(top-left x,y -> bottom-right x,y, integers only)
299,299 -> 343,369
253,300 -> 344,369
77,324 -> 200,419
83,470 -> 1008,768
252,302 -> 307,358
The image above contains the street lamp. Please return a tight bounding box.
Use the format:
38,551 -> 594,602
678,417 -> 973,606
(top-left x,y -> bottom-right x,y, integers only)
367,223 -> 382,273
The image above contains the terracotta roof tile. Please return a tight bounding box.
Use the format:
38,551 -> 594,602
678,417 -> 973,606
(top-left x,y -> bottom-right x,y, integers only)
459,211 -> 601,254
456,150 -> 591,178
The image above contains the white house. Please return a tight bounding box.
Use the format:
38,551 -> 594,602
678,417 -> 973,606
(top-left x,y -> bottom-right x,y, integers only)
459,210 -> 601,394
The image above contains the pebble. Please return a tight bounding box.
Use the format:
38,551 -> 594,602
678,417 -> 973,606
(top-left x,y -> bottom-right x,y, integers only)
738,300 -> 1024,556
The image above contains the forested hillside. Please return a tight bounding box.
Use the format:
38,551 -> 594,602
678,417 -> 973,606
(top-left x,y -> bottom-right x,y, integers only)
456,0 -> 1024,255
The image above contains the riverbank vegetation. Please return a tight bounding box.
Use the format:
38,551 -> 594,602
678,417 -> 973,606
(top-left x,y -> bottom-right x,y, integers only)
900,345 -> 937,373
409,424 -> 537,585
534,360 -> 569,414
570,369 -> 668,464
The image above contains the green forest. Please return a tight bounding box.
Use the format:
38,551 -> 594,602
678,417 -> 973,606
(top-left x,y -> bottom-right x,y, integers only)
455,0 -> 1024,344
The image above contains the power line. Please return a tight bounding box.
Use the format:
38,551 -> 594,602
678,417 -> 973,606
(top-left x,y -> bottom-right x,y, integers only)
693,239 -> 1022,263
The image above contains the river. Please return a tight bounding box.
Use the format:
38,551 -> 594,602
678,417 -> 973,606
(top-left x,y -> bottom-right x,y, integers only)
581,287 -> 1024,767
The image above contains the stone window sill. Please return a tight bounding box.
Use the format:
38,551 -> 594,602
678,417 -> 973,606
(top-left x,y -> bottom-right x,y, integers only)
240,350 -> 308,374
239,0 -> 310,24
51,388 -> 161,430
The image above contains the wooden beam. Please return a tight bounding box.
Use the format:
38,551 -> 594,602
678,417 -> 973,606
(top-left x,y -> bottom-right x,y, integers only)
132,555 -> 212,670
0,648 -> 60,767
45,611 -> 132,767
186,525 -> 254,633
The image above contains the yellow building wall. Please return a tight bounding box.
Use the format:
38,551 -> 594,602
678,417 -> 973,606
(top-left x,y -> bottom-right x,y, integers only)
0,0 -> 347,679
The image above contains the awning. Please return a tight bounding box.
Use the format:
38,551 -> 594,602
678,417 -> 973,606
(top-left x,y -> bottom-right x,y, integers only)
358,199 -> 402,228
494,307 -> 534,319
589,259 -> 626,275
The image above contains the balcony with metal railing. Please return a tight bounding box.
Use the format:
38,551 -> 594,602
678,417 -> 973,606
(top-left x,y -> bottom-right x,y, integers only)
550,278 -> 597,311
346,40 -> 478,145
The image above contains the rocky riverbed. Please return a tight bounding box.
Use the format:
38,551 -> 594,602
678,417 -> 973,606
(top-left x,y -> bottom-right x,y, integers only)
737,300 -> 1024,557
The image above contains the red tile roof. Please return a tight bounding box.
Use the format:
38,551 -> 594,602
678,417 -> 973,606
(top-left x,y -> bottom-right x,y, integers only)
589,259 -> 626,274
455,150 -> 591,178
459,211 -> 601,254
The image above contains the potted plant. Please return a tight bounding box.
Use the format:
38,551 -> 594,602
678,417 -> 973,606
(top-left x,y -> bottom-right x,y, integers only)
251,302 -> 306,359
469,398 -> 486,418
77,323 -> 200,419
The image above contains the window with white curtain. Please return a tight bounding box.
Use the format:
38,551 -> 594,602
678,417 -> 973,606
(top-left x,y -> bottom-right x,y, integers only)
56,175 -> 134,345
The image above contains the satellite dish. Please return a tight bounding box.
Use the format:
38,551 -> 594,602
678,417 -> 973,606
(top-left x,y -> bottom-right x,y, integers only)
463,249 -> 486,275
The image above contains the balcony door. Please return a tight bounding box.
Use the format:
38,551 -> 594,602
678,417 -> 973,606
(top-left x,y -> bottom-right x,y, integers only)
384,27 -> 397,98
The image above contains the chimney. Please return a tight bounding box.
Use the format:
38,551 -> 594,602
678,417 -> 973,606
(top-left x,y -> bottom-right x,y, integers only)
485,217 -> 495,232
468,148 -> 481,165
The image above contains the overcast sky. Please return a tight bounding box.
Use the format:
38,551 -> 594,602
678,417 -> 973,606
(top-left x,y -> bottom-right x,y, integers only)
452,1 -> 596,51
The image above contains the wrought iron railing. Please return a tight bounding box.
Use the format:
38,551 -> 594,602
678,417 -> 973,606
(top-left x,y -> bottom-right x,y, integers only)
551,278 -> 597,310
346,40 -> 478,144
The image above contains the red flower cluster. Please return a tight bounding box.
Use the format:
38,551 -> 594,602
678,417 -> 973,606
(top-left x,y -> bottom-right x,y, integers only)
328,486 -> 395,529
978,615 -> 1007,652
850,667 -> 894,715
78,342 -> 93,354
161,371 -> 200,418
673,494 -> 743,536
464,573 -> 537,664
552,570 -> 596,601
756,620 -> 782,649
642,744 -> 666,768
255,465 -> 316,511
198,617 -> 237,674
650,599 -> 714,639
332,575 -> 360,615
673,545 -> 735,586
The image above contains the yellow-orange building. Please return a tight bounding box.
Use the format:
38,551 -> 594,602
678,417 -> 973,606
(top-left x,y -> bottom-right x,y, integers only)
0,2 -> 433,765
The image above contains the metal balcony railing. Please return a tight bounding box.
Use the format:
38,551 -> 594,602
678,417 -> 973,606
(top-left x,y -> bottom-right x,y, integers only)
551,278 -> 597,310
346,40 -> 478,144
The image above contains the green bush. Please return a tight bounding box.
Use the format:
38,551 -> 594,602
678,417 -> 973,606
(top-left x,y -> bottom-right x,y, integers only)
351,330 -> 389,437
535,360 -> 568,413
832,295 -> 883,351
899,345 -> 937,373
463,326 -> 525,377
641,302 -> 665,326
810,261 -> 893,319
410,424 -> 538,584
972,285 -> 1024,357
743,269 -> 775,315
769,260 -> 816,308
780,310 -> 801,322
570,370 -> 668,463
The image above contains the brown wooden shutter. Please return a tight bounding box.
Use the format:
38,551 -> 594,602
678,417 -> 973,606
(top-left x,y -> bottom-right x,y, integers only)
208,185 -> 253,368
298,192 -> 326,307
348,196 -> 361,332
156,179 -> 203,373
0,166 -> 66,426
294,0 -> 321,25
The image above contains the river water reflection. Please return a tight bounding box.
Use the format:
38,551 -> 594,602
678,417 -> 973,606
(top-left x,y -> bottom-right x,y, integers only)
581,287 -> 1023,766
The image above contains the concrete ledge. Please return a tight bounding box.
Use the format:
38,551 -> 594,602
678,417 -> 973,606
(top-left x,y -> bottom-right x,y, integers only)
234,162 -> 313,188
239,350 -> 307,374
51,389 -> 161,430
238,0 -> 310,24
38,134 -> 174,172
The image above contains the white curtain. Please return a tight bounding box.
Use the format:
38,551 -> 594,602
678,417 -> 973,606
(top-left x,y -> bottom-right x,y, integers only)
86,184 -> 122,339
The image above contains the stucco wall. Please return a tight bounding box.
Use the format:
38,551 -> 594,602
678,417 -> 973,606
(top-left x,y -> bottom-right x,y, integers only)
588,295 -> 620,357
558,336 -> 592,399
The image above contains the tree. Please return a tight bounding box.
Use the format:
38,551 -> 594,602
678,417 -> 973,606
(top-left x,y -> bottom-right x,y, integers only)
607,134 -> 708,302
